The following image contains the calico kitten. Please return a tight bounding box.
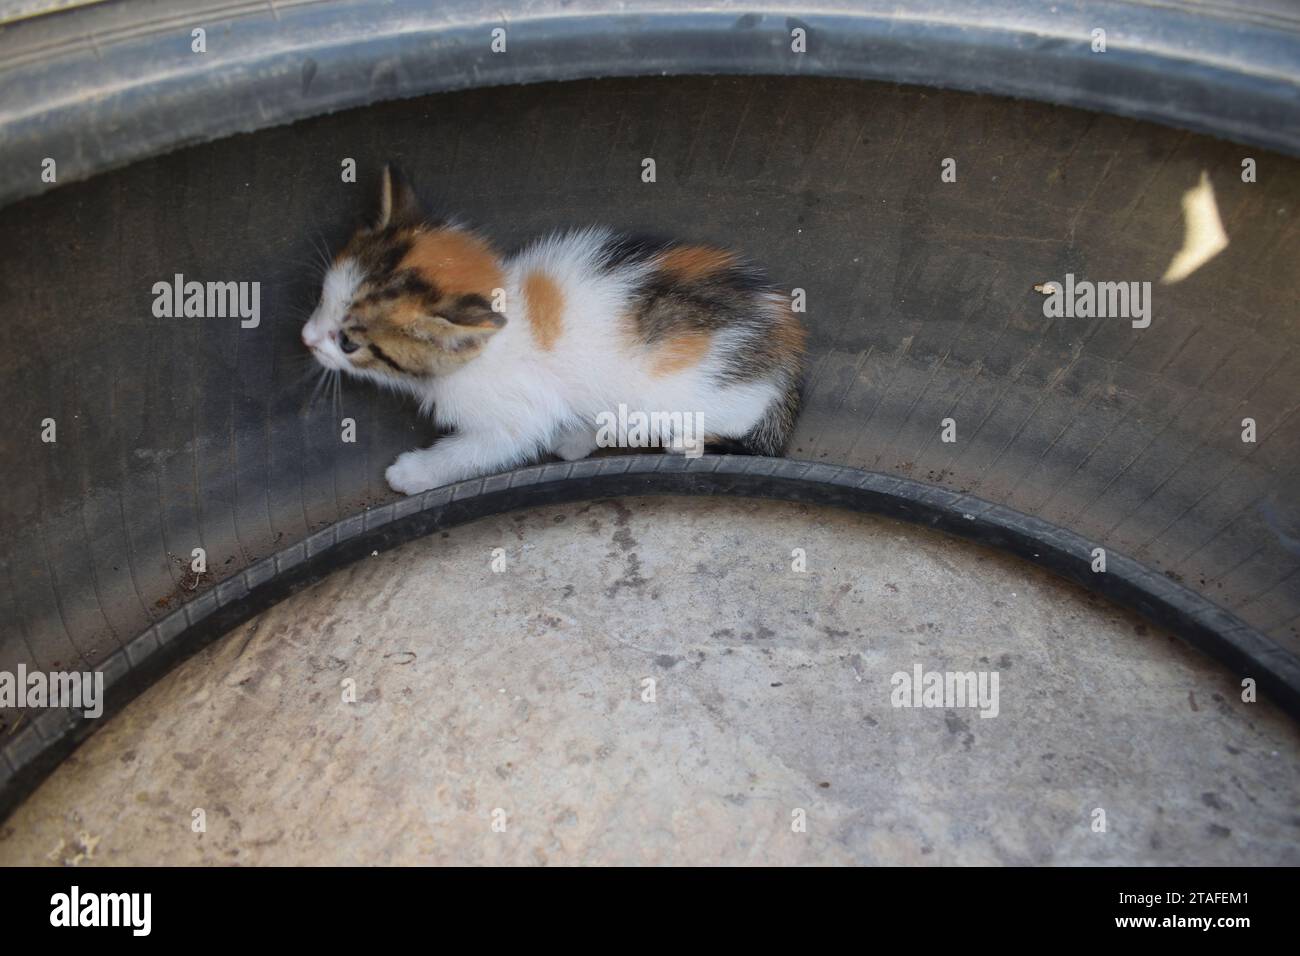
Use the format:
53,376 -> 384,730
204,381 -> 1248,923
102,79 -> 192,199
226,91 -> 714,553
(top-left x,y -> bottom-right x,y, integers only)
302,166 -> 806,495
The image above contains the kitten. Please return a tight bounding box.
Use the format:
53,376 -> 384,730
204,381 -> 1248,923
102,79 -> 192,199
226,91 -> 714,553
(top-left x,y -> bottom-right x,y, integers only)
302,166 -> 807,495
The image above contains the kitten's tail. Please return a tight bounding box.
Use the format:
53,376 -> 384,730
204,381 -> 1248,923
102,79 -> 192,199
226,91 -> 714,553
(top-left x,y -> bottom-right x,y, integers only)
711,374 -> 803,458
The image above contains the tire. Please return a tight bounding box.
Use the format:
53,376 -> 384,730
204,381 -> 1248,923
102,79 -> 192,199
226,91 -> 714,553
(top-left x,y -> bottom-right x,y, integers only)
1,3 -> 1298,820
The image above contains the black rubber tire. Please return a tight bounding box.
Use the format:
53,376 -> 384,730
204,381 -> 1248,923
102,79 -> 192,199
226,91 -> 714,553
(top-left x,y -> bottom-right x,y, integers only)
2,0 -> 1299,205
1,4 -> 1299,820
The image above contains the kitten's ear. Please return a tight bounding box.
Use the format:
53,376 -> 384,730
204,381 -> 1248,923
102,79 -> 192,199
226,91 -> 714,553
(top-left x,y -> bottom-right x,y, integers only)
408,295 -> 505,352
377,164 -> 422,229
440,294 -> 506,331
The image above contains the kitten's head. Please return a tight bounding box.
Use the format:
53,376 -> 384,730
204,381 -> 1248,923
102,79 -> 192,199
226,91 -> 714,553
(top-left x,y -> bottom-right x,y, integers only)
302,165 -> 505,384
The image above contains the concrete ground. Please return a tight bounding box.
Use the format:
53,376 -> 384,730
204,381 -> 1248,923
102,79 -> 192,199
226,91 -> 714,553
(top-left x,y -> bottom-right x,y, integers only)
1,495 -> 1297,865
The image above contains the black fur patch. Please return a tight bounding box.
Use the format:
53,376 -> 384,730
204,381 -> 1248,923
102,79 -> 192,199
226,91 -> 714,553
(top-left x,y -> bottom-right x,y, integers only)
598,233 -> 675,272
388,269 -> 442,302
352,229 -> 414,280
359,269 -> 443,311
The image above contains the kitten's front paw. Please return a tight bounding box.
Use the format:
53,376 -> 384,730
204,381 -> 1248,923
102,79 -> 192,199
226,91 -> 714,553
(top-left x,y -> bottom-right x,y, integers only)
553,428 -> 599,462
385,451 -> 441,496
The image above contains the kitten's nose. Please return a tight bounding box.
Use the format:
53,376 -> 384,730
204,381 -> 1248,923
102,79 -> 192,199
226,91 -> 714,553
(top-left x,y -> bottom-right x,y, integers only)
302,326 -> 321,349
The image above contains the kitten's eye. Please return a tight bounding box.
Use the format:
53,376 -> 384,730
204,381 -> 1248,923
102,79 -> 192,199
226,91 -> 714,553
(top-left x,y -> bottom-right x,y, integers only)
339,331 -> 361,354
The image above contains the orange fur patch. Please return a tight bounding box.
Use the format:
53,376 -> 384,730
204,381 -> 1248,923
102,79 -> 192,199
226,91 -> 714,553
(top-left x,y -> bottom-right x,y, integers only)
650,330 -> 712,377
655,245 -> 736,281
523,271 -> 564,350
401,229 -> 503,297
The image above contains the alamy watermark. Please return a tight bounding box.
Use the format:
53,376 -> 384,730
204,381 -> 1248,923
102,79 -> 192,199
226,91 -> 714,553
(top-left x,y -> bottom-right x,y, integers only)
152,273 -> 260,328
595,403 -> 705,458
0,664 -> 104,718
1038,273 -> 1151,329
50,886 -> 151,936
890,663 -> 1000,718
